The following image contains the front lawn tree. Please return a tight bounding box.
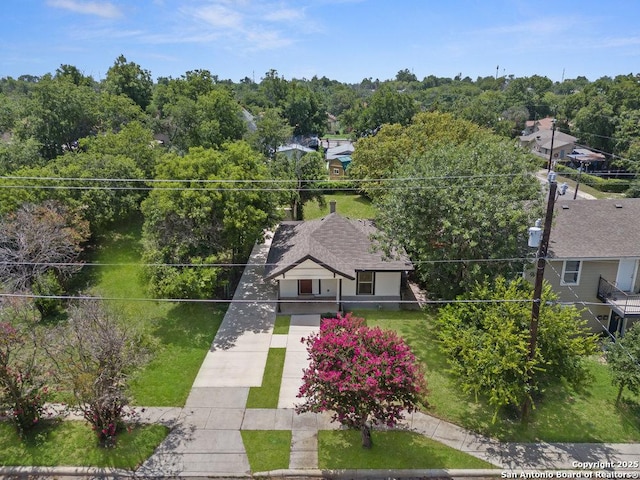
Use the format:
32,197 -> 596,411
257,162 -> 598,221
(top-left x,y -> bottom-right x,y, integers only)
606,322 -> 640,405
0,298 -> 50,436
46,300 -> 146,447
437,277 -> 598,422
296,314 -> 427,448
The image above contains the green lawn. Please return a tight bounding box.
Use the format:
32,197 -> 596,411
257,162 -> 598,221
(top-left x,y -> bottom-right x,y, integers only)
354,309 -> 640,442
91,216 -> 226,406
0,421 -> 168,469
304,193 -> 377,219
241,430 -> 291,472
318,430 -> 494,469
273,315 -> 291,334
246,348 -> 286,408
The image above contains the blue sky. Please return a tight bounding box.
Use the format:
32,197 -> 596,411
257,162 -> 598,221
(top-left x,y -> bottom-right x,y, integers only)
2,0 -> 639,83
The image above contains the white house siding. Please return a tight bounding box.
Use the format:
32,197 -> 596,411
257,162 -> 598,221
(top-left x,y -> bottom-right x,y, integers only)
274,259 -> 341,280
375,272 -> 402,296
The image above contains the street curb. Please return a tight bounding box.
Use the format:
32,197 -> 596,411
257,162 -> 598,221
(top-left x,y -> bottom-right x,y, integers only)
254,468 -> 504,478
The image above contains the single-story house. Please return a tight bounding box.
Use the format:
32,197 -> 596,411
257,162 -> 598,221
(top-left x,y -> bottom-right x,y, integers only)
540,199 -> 640,335
519,129 -> 577,163
264,202 -> 414,313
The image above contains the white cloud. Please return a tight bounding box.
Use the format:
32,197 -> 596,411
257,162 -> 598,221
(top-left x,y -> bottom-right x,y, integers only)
46,0 -> 122,19
264,8 -> 305,22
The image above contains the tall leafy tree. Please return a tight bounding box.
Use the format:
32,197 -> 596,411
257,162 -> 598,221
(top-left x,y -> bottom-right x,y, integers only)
142,142 -> 279,298
246,107 -> 293,158
272,151 -> 326,220
350,85 -> 418,137
606,322 -> 640,405
104,55 -> 153,110
349,112 -> 490,200
15,76 -> 99,159
375,138 -> 541,299
437,277 -> 598,421
284,82 -> 326,136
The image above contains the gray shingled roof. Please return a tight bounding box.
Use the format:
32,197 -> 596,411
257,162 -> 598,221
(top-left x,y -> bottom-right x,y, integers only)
548,199 -> 640,259
264,213 -> 413,280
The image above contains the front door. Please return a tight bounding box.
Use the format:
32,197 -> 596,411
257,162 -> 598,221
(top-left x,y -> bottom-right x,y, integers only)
616,259 -> 637,292
298,279 -> 313,295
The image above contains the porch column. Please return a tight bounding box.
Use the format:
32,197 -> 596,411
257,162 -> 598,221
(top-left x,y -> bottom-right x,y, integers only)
337,278 -> 342,312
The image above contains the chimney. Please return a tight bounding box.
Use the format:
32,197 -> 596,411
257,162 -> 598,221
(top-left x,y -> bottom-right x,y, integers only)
329,201 -> 336,214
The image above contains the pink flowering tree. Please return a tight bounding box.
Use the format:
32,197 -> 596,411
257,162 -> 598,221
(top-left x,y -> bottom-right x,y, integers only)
0,301 -> 50,436
296,313 -> 427,448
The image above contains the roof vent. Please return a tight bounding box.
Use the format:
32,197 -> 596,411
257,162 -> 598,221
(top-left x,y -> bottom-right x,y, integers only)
615,204 -> 623,209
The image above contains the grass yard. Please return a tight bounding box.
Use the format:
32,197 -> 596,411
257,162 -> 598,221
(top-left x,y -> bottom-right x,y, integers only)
241,430 -> 291,472
91,216 -> 226,406
318,430 -> 494,469
0,421 -> 168,469
246,348 -> 286,408
273,315 -> 291,334
353,309 -> 640,443
304,193 -> 377,220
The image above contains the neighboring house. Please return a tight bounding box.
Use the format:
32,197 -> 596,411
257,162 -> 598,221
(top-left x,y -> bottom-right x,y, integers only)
519,129 -> 577,163
276,143 -> 314,160
327,156 -> 352,180
541,199 -> 640,335
264,202 -> 414,313
326,142 -> 355,160
565,148 -> 607,171
523,117 -> 556,135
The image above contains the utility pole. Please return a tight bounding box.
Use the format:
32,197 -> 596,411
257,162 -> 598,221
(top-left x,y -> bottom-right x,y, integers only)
547,119 -> 557,172
522,172 -> 558,422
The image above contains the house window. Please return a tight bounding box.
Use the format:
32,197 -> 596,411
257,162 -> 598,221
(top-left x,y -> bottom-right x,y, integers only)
333,168 -> 340,175
561,260 -> 581,285
299,279 -> 313,295
357,271 -> 375,295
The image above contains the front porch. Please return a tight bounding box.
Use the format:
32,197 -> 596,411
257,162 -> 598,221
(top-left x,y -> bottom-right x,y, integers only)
277,299 -> 341,315
597,276 -> 640,317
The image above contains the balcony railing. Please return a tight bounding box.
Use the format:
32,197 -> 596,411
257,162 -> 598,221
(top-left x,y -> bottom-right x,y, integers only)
597,276 -> 640,317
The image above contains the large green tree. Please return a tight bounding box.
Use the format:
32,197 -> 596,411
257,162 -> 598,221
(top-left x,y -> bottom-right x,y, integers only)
374,137 -> 541,299
162,87 -> 246,151
141,142 -> 279,298
272,150 -> 326,220
437,277 -> 598,421
606,322 -> 640,405
349,85 -> 418,137
349,112 -> 491,200
246,107 -> 293,158
104,55 -> 153,110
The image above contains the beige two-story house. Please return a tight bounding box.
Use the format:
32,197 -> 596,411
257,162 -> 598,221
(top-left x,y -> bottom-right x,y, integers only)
542,199 -> 640,335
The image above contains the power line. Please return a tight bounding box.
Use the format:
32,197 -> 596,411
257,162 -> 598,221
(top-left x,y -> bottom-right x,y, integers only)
0,257 -> 537,268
